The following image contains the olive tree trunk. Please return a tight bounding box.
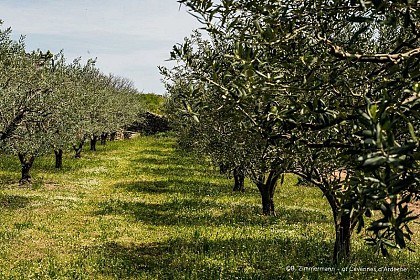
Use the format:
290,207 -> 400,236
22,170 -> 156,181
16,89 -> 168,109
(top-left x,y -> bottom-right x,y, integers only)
73,139 -> 85,158
324,190 -> 353,264
333,212 -> 352,264
18,153 -> 36,185
256,171 -> 279,216
90,134 -> 98,151
54,149 -> 63,169
232,167 -> 245,192
100,132 -> 108,145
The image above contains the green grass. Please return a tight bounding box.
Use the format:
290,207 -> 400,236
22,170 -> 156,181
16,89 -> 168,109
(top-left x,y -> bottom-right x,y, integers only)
0,136 -> 419,279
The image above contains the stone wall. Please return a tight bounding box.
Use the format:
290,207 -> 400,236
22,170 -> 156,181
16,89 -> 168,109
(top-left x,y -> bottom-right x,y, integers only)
127,112 -> 171,135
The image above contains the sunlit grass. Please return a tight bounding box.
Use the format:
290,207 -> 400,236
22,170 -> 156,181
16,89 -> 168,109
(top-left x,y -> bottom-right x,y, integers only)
0,136 -> 418,279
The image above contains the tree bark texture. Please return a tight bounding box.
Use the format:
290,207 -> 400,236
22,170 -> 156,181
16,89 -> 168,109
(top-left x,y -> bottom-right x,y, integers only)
257,171 -> 279,216
233,167 -> 245,192
18,153 -> 36,185
90,135 -> 98,151
54,149 -> 63,169
73,141 -> 84,158
0,110 -> 25,141
100,132 -> 108,145
333,212 -> 352,264
324,190 -> 352,264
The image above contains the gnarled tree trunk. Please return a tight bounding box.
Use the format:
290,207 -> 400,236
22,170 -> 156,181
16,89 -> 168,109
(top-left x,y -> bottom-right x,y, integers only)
233,167 -> 245,192
90,134 -> 98,151
324,190 -> 352,264
100,132 -> 108,145
18,153 -> 36,185
73,139 -> 85,158
256,171 -> 279,216
333,212 -> 352,264
110,131 -> 117,141
54,149 -> 63,169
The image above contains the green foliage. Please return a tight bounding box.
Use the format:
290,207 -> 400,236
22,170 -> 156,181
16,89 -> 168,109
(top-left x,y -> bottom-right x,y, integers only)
165,0 -> 420,261
138,93 -> 166,115
346,87 -> 420,254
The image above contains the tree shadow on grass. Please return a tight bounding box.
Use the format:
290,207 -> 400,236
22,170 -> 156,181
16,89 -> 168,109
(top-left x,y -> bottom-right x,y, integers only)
93,197 -> 330,228
0,174 -> 20,186
114,180 -> 174,194
0,194 -> 31,209
10,153 -> 96,175
137,149 -> 172,158
133,146 -> 209,172
114,179 -> 230,196
130,158 -> 211,180
94,198 -> 223,227
132,157 -> 206,176
0,154 -> 20,174
80,235 -> 419,280
80,236 -> 338,279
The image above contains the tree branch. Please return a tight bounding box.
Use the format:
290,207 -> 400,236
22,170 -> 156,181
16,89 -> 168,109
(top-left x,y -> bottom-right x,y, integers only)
0,109 -> 26,141
318,35 -> 420,64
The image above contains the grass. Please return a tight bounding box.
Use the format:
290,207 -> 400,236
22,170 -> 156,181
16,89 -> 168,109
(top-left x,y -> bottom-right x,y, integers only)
0,136 -> 419,279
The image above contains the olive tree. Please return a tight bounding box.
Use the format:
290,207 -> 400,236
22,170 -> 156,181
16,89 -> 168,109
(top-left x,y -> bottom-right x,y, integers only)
0,32 -> 60,182
174,0 -> 419,263
162,31 -> 289,213
0,24 -> 50,145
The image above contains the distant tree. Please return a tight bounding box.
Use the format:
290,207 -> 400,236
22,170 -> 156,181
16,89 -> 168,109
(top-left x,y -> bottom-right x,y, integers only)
0,22 -> 144,178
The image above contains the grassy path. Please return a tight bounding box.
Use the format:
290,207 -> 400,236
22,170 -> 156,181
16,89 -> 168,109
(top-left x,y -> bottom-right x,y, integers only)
0,136 -> 418,279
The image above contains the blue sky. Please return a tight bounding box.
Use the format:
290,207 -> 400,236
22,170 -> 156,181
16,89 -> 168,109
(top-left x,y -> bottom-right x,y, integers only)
0,0 -> 204,94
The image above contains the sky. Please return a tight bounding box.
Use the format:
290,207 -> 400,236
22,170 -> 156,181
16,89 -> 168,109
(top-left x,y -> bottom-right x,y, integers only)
0,0 -> 205,94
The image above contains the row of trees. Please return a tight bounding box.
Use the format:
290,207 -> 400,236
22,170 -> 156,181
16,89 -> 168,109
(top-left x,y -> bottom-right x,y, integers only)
0,21 -> 143,183
161,0 -> 419,264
